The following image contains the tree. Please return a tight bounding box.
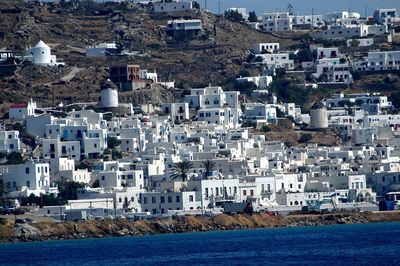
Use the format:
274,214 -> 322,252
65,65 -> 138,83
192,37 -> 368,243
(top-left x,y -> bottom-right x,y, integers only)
5,152 -> 24,165
224,10 -> 244,22
0,179 -> 8,205
234,80 -> 257,95
192,1 -> 200,9
238,69 -> 250,78
107,137 -> 118,149
248,11 -> 258,22
56,181 -> 86,203
294,49 -> 313,63
349,39 -> 360,48
389,92 -> 400,109
171,161 -> 193,181
203,160 -> 216,178
298,134 -> 312,143
20,193 -> 62,207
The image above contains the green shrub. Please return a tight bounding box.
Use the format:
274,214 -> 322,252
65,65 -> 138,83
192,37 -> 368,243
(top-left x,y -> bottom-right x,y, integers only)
298,134 -> 312,143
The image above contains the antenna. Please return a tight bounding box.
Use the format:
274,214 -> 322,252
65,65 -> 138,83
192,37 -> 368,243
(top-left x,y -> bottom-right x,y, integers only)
311,8 -> 314,31
287,4 -> 293,15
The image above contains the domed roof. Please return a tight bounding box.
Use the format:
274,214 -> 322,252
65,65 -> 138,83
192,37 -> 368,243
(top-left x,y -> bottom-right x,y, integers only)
311,100 -> 326,110
34,40 -> 49,48
100,79 -> 118,91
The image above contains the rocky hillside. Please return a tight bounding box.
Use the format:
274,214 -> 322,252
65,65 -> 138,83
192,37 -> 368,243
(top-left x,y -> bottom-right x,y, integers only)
0,1 -> 303,110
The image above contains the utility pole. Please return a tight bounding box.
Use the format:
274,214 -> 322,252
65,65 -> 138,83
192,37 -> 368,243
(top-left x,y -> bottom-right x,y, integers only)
311,8 -> 314,32
205,0 -> 207,11
218,0 -> 221,15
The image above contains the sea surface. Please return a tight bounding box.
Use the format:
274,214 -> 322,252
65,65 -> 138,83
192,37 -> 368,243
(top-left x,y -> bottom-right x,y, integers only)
1,222 -> 400,265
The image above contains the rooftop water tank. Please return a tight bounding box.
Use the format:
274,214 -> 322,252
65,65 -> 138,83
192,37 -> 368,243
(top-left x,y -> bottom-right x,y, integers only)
101,80 -> 119,108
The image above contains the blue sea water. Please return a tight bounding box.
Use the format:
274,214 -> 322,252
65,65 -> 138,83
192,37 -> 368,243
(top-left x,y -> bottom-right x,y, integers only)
1,222 -> 400,265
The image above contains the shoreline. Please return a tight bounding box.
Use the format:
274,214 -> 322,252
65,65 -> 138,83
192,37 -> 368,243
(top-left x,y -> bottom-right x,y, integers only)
1,211 -> 400,243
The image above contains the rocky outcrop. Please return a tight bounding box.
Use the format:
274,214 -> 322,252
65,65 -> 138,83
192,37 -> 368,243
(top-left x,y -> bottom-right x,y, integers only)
1,212 -> 400,243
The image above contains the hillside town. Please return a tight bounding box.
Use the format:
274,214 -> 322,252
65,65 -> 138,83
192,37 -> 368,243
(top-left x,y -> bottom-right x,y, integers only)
1,0 -> 400,222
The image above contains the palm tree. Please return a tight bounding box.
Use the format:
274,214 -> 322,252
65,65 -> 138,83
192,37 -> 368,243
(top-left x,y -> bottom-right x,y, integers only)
203,159 -> 216,178
171,160 -> 193,181
0,179 -> 8,205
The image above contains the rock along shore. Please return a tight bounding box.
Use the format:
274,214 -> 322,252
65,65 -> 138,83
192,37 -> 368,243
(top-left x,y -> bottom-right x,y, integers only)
1,211 -> 400,243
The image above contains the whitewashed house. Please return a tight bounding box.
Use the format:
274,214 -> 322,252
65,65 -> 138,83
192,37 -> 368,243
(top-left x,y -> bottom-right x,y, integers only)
252,43 -> 280,54
0,161 -> 57,197
85,43 -> 117,57
162,102 -> 190,121
243,103 -> 277,125
367,51 -> 400,71
255,52 -> 294,70
153,0 -> 193,13
261,12 -> 292,32
140,191 -> 200,214
0,130 -> 22,153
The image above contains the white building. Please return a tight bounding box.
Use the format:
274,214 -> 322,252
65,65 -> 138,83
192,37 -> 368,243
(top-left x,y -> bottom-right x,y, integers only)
373,8 -> 398,24
236,75 -> 273,89
0,131 -> 22,154
255,52 -> 294,70
367,51 -> 400,71
162,102 -> 190,121
316,47 -> 339,59
153,0 -> 193,13
252,43 -> 280,54
9,99 -> 37,120
140,191 -> 200,214
197,107 -> 241,129
0,161 -> 57,197
325,11 -> 361,22
98,169 -> 144,189
262,12 -> 292,32
86,43 -> 117,57
24,40 -> 64,67
311,24 -> 387,40
165,19 -> 202,37
346,38 -> 374,47
243,103 -> 277,124
291,15 -> 324,28
185,86 -> 239,109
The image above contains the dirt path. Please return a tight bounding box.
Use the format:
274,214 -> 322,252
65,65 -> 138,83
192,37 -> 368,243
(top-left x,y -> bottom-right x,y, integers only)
60,66 -> 83,82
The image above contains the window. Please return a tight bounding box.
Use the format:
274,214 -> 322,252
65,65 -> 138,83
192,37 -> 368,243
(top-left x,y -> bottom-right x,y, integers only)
143,197 -> 148,204
168,196 -> 172,203
152,197 -> 156,204
189,195 -> 194,202
25,167 -> 30,174
176,195 -> 180,203
160,196 -> 165,203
